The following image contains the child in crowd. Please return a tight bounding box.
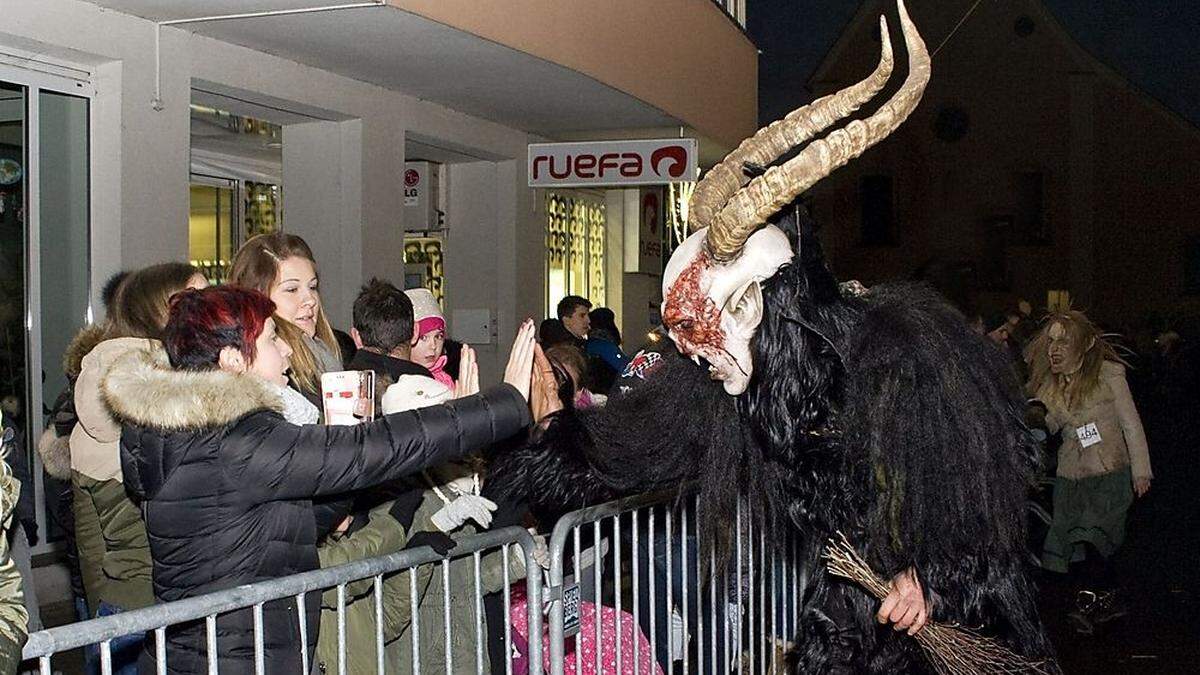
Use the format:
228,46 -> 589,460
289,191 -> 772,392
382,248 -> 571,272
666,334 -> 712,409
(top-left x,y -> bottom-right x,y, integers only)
546,343 -> 606,409
407,288 -> 455,388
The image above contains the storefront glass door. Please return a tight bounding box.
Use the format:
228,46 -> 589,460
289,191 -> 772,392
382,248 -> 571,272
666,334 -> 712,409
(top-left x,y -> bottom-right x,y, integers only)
0,64 -> 92,553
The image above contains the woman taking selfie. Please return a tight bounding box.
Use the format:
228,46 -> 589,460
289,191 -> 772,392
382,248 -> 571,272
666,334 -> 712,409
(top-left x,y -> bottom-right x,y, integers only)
102,286 -> 540,674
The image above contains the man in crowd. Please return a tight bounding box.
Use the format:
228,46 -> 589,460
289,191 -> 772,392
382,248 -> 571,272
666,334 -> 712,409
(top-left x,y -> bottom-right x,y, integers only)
348,278 -> 432,402
557,295 -> 591,344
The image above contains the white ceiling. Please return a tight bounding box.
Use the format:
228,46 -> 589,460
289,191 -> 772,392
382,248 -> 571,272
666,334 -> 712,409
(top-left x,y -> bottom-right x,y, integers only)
85,0 -> 681,136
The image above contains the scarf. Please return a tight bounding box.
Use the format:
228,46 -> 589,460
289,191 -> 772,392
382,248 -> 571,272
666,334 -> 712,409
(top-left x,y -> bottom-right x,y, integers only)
278,383 -> 320,425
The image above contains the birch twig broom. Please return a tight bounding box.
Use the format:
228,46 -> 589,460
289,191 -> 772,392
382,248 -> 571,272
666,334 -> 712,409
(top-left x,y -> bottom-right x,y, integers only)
822,532 -> 1055,675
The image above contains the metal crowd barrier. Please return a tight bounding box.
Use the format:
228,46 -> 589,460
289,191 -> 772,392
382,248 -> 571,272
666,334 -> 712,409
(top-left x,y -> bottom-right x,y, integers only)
544,490 -> 803,675
22,526 -> 543,675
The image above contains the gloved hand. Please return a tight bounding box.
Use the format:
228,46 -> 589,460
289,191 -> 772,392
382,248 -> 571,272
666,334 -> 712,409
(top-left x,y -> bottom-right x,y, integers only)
430,494 -> 497,533
402,531 -> 455,556
445,474 -> 476,497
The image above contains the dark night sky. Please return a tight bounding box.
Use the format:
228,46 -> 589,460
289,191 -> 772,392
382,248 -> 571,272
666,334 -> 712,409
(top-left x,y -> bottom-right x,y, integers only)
749,0 -> 1200,128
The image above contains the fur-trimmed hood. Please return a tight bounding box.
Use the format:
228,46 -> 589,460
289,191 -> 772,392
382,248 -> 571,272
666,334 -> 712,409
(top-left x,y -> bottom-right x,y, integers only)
101,348 -> 284,431
64,324 -> 107,379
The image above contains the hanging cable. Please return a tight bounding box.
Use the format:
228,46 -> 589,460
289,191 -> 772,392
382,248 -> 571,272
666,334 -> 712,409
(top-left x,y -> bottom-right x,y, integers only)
931,0 -> 987,59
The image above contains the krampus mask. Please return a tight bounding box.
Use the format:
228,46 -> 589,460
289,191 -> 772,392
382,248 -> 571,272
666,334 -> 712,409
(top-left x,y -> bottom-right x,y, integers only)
661,0 -> 930,394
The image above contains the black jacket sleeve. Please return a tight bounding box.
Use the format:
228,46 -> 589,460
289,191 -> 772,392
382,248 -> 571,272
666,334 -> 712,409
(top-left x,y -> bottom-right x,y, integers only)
233,384 -> 529,502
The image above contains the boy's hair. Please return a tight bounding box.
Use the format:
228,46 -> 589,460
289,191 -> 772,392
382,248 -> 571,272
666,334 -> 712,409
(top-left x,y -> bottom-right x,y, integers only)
353,279 -> 414,353
556,295 -> 592,320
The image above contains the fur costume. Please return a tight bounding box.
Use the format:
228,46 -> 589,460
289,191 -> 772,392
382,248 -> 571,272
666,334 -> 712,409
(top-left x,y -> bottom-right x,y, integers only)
489,2 -> 1056,671
491,210 -> 1056,673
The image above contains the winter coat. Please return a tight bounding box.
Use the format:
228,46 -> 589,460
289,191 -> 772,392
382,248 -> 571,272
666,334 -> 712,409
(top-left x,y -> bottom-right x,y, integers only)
37,325 -> 107,609
390,485 -> 526,675
0,425 -> 28,673
103,348 -> 530,675
70,336 -> 156,613
313,500 -> 439,675
1041,361 -> 1152,481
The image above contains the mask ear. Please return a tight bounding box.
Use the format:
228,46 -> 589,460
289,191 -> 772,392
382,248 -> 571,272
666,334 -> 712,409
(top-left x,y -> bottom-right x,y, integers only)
726,280 -> 764,332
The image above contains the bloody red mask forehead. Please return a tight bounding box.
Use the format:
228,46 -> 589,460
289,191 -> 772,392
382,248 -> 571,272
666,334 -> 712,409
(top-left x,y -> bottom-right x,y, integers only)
662,252 -> 725,353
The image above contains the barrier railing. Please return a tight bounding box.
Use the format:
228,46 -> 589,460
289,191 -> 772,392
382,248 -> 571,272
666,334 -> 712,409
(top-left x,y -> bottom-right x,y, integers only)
543,490 -> 802,675
23,489 -> 809,674
22,526 -> 543,675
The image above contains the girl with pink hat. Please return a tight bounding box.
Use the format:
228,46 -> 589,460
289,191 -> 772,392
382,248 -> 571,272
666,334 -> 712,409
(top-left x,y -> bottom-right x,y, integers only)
405,288 -> 454,389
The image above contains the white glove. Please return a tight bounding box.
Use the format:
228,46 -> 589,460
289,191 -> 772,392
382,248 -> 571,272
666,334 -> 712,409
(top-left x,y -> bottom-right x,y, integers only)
430,494 -> 497,533
445,474 -> 477,497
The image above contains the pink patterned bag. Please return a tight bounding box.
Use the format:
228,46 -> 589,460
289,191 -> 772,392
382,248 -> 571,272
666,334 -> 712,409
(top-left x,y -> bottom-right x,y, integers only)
509,585 -> 663,675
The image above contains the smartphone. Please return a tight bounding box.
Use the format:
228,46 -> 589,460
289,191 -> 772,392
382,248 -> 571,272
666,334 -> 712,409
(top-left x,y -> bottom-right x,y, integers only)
321,370 -> 376,425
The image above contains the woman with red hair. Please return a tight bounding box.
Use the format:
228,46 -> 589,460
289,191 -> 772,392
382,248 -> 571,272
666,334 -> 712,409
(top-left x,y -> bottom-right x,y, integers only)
100,286 -> 540,674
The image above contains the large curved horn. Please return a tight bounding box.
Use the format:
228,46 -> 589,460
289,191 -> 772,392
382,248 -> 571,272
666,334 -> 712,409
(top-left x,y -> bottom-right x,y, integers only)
690,16 -> 894,236
706,0 -> 930,263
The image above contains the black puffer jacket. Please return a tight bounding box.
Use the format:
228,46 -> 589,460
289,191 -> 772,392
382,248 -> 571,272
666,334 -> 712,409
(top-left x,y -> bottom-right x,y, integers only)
102,349 -> 529,674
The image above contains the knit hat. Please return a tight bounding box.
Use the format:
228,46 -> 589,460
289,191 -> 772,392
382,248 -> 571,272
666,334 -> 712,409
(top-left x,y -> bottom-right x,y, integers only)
405,288 -> 445,338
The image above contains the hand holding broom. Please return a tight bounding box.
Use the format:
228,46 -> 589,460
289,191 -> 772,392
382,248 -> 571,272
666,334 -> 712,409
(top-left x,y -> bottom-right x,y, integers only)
823,532 -> 1055,675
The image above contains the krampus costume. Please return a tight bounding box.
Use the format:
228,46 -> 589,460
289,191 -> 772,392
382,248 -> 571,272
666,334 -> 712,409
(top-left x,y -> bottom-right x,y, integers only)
490,2 -> 1056,672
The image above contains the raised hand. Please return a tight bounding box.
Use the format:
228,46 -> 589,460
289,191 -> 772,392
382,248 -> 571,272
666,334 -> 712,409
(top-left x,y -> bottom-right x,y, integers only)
531,343 -> 563,424
503,319 -> 537,401
455,345 -> 480,398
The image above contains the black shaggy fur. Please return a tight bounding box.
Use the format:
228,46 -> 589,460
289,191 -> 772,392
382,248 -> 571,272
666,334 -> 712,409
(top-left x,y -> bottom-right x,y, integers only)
487,345 -> 775,555
488,204 -> 1058,673
742,208 -> 1056,672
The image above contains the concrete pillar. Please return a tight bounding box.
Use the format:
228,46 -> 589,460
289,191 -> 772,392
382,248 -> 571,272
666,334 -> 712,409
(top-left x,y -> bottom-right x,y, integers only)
359,117 -> 406,291
446,161 -> 502,379
282,119 -> 363,329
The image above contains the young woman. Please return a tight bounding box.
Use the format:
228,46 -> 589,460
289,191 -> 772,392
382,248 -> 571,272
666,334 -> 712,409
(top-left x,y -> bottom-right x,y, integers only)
70,263 -> 206,674
102,286 -> 538,674
229,233 -> 341,407
1026,310 -> 1152,634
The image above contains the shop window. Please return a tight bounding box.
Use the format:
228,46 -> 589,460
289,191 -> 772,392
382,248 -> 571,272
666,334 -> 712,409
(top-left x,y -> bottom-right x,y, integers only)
188,105 -> 282,283
546,191 -> 606,317
403,237 -> 445,306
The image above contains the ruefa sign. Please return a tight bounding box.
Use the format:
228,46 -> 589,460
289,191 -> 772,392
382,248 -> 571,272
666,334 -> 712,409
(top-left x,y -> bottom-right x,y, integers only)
527,139 -> 698,187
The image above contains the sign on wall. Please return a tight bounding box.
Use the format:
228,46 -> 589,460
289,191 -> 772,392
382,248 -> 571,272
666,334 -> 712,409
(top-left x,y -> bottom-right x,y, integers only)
528,139 -> 698,188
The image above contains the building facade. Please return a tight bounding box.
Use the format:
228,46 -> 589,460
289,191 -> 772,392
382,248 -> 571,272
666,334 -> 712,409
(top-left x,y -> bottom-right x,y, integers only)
804,0 -> 1200,330
0,0 -> 756,550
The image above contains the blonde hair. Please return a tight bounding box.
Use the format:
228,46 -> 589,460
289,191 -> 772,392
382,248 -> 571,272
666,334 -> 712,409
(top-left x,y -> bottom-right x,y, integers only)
229,233 -> 340,394
1025,310 -> 1125,411
106,262 -> 200,341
